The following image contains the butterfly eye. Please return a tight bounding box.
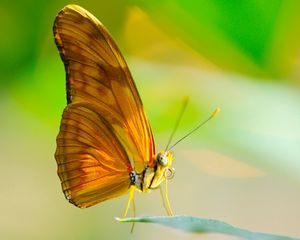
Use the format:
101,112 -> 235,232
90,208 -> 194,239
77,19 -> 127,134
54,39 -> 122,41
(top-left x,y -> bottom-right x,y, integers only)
157,153 -> 168,166
164,168 -> 175,180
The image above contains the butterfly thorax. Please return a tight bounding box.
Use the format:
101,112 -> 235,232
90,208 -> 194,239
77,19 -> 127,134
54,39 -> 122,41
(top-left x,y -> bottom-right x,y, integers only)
130,151 -> 175,192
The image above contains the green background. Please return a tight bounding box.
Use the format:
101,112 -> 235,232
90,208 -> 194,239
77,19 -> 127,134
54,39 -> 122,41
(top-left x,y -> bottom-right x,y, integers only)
1,0 -> 300,239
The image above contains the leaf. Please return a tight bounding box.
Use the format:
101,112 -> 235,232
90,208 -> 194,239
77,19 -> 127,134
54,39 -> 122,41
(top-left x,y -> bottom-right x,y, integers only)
116,215 -> 299,240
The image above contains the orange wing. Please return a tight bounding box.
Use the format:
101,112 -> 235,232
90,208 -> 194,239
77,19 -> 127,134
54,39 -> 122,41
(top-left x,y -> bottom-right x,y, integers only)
56,102 -> 131,208
53,5 -> 155,207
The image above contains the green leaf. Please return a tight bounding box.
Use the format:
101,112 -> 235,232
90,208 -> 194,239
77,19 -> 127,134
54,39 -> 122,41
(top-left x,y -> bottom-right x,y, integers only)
117,215 -> 299,240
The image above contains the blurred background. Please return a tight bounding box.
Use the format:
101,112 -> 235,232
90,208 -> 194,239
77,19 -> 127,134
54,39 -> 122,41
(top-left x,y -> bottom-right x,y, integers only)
1,0 -> 300,239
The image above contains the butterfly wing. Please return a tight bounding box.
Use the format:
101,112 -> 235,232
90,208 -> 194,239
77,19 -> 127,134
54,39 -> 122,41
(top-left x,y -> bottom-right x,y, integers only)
56,102 -> 131,208
53,5 -> 155,207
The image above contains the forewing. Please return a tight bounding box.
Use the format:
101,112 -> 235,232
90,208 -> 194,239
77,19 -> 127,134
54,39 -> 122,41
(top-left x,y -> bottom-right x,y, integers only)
55,102 -> 132,208
53,4 -> 155,172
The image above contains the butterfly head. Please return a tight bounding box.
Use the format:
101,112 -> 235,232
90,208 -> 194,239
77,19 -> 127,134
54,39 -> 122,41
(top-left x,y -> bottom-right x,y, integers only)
157,151 -> 175,177
146,150 -> 175,189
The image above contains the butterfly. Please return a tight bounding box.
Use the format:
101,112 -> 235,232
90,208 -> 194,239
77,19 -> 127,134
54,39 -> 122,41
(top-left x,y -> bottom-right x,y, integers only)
53,4 -> 175,217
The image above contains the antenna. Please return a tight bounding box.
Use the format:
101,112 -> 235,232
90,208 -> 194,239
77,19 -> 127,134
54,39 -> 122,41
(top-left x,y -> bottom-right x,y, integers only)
165,97 -> 189,151
167,107 -> 221,151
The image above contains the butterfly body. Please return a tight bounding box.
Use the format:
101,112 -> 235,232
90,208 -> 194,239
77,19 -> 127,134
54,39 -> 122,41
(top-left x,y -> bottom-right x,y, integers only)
53,4 -> 175,213
130,151 -> 174,193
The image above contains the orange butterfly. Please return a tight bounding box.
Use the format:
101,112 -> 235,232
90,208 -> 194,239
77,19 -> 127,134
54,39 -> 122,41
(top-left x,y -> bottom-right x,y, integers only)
53,4 -> 175,217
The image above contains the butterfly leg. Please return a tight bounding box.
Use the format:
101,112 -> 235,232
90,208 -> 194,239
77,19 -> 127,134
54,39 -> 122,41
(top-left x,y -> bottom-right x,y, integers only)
159,185 -> 168,215
130,195 -> 136,233
159,180 -> 174,216
164,179 -> 174,216
122,186 -> 135,218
